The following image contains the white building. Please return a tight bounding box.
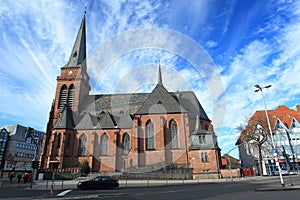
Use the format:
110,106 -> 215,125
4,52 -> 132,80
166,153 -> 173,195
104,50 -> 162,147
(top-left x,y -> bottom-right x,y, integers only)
237,106 -> 300,176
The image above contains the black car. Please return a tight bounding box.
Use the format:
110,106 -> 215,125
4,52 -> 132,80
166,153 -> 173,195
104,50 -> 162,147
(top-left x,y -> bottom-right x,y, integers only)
77,176 -> 119,190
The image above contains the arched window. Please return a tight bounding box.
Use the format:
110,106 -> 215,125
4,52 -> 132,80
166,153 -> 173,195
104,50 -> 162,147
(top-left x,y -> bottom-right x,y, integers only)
146,120 -> 155,150
57,133 -> 61,148
67,84 -> 75,109
122,133 -> 130,155
100,133 -> 108,156
78,134 -> 87,156
58,85 -> 67,110
169,120 -> 178,148
51,133 -> 57,156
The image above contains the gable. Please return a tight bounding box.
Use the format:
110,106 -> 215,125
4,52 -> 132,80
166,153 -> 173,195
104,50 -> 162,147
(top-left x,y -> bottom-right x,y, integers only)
136,84 -> 184,114
53,105 -> 75,130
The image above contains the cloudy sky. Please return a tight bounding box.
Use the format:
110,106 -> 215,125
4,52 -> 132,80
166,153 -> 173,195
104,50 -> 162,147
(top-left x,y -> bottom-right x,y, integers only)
1,0 -> 300,157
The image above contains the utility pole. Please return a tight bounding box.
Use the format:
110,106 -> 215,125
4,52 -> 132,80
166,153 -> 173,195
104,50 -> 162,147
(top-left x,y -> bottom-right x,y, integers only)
25,127 -> 40,189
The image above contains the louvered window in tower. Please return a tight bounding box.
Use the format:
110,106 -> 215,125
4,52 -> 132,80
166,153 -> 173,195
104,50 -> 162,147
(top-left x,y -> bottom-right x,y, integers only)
67,84 -> 75,108
58,85 -> 67,110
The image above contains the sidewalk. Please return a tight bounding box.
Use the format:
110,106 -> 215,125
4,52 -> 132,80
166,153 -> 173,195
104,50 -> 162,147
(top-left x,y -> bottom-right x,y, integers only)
2,176 -> 300,192
0,179 -> 33,188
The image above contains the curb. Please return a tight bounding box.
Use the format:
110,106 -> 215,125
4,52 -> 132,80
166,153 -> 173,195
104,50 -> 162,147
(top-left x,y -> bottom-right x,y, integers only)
255,186 -> 300,192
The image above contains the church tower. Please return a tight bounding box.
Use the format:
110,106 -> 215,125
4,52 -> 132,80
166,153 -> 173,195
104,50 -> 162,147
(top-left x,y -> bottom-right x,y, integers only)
41,13 -> 90,169
54,13 -> 90,118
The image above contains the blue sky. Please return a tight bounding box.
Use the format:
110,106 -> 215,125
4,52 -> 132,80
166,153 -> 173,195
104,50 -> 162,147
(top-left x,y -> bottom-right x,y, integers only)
1,0 -> 300,158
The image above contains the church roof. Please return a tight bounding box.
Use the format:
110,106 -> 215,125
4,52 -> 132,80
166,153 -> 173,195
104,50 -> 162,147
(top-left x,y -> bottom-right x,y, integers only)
136,84 -> 184,114
174,91 -> 210,121
53,105 -> 75,130
96,112 -> 117,129
79,89 -> 210,122
114,113 -> 133,129
75,112 -> 98,130
63,13 -> 87,71
80,93 -> 150,115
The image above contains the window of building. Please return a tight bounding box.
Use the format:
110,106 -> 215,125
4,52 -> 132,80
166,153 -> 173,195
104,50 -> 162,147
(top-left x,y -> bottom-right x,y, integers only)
65,134 -> 70,149
100,133 -> 108,156
169,120 -> 178,148
199,135 -> 206,144
201,152 -> 209,162
57,133 -> 61,148
122,133 -> 130,155
67,84 -> 75,109
146,120 -> 155,150
58,85 -> 67,110
78,134 -> 87,156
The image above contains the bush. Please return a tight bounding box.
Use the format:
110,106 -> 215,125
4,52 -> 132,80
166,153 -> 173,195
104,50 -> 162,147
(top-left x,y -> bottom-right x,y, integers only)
79,161 -> 90,175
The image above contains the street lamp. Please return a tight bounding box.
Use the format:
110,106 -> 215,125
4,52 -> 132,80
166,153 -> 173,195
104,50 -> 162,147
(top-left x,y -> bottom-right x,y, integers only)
254,84 -> 285,187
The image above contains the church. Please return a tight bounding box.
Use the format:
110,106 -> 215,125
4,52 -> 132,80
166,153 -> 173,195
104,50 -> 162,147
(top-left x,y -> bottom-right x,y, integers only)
40,14 -> 221,178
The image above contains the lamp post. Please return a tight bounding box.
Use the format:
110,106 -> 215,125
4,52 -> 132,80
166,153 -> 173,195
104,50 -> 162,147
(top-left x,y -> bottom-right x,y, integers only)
254,84 -> 285,187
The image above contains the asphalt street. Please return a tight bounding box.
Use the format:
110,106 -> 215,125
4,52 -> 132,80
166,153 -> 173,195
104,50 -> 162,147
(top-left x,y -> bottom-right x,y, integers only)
1,175 -> 300,199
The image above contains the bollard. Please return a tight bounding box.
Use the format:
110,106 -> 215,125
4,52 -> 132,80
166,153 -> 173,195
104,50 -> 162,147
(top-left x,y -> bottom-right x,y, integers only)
62,179 -> 64,189
46,179 -> 48,189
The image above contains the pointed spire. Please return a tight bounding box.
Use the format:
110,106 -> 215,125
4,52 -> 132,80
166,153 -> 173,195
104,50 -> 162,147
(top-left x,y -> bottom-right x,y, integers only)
158,60 -> 162,85
64,12 -> 87,71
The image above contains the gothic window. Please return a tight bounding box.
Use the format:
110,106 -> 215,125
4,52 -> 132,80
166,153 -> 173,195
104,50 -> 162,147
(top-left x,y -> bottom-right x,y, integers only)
58,85 -> 67,110
57,133 -> 61,148
146,120 -> 155,150
122,133 -> 130,155
169,120 -> 178,148
78,134 -> 87,156
201,152 -> 209,162
100,133 -> 108,156
51,133 -> 57,156
67,84 -> 75,109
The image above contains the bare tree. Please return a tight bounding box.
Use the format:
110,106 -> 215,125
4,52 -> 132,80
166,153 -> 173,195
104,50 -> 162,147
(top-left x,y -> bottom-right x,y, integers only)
237,116 -> 273,176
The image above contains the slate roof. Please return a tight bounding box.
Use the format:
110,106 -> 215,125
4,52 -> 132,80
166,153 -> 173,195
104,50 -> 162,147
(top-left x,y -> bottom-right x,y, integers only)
136,84 -> 184,114
80,93 -> 149,115
114,113 -> 133,129
97,112 -> 117,129
173,91 -> 210,121
79,85 -> 210,120
63,14 -> 87,71
53,105 -> 75,130
76,112 -> 98,130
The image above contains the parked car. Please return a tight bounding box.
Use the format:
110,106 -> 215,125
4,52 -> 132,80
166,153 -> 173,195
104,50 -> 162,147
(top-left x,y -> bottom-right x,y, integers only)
77,176 -> 119,190
274,168 -> 290,176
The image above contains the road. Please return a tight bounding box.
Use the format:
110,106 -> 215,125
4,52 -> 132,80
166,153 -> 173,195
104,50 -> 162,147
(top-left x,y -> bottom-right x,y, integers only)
0,176 -> 300,199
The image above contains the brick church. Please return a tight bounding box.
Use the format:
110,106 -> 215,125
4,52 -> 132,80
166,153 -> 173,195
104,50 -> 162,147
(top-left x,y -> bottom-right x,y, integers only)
40,14 -> 222,177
